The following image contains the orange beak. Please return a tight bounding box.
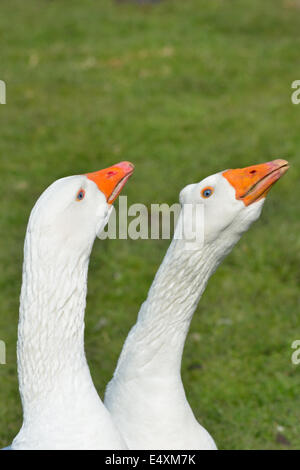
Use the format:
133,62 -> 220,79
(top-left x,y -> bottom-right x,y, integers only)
86,161 -> 134,204
223,159 -> 289,206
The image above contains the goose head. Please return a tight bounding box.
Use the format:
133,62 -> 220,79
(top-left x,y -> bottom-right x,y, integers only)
27,161 -> 134,256
179,159 -> 289,249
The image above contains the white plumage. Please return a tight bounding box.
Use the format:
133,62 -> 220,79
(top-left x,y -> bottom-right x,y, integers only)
105,160 -> 288,450
7,162 -> 134,450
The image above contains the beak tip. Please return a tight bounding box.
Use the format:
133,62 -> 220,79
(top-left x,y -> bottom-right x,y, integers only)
272,158 -> 289,167
116,161 -> 135,172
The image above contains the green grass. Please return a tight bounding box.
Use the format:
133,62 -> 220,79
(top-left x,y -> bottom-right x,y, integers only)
0,0 -> 299,450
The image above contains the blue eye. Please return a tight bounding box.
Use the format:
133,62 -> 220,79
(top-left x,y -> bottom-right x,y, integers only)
76,189 -> 85,201
201,187 -> 214,198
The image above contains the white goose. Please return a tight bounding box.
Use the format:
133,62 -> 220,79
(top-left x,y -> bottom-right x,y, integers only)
104,159 -> 289,450
5,161 -> 134,450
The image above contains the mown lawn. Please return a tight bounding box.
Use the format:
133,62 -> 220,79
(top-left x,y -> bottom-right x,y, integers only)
0,0 -> 299,450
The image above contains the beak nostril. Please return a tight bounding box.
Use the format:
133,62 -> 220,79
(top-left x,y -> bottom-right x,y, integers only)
106,171 -> 118,178
250,170 -> 256,174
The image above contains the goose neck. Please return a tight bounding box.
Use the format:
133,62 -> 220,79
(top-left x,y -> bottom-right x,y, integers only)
114,236 -> 226,380
17,228 -> 93,419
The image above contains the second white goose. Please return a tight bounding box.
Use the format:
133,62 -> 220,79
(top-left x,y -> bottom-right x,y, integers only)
105,159 -> 289,450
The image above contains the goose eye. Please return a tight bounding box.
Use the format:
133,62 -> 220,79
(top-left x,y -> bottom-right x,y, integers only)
76,189 -> 86,201
201,187 -> 214,198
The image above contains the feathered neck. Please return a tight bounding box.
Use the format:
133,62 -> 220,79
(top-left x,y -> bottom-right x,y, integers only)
112,214 -> 234,381
17,227 -> 92,415
104,212 -> 237,450
13,222 -> 126,449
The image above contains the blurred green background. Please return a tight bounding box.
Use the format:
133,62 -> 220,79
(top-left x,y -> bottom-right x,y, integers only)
0,0 -> 299,450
